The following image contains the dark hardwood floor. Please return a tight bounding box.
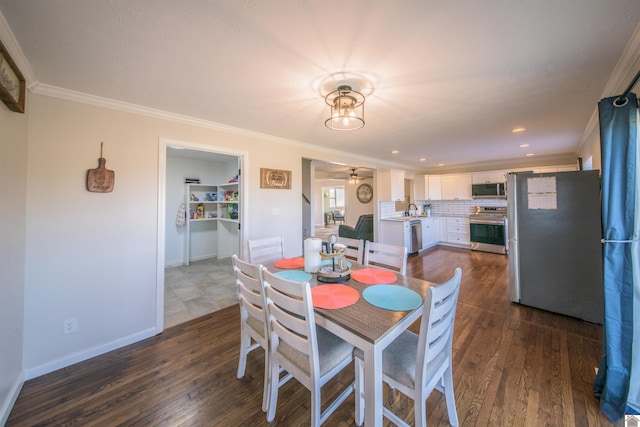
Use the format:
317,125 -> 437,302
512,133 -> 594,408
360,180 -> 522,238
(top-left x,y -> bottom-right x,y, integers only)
7,247 -> 610,426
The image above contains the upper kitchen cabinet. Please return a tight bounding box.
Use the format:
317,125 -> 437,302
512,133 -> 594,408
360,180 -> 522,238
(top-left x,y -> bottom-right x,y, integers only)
414,175 -> 442,201
427,176 -> 442,200
441,174 -> 472,200
472,171 -> 505,184
378,169 -> 405,201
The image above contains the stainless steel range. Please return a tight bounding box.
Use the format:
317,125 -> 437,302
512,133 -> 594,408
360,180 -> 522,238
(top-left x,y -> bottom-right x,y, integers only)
469,206 -> 508,254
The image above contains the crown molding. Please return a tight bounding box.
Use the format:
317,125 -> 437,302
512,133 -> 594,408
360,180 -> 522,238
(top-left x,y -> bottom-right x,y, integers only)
30,82 -> 410,171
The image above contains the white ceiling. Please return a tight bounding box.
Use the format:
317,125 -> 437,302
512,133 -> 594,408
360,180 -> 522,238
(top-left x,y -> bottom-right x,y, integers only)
2,1 -> 640,173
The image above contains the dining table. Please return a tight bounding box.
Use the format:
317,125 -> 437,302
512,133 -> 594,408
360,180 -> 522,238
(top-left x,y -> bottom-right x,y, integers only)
266,256 -> 435,427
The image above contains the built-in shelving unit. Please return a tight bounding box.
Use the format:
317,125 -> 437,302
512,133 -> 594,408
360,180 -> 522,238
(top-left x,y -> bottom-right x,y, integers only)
184,182 -> 239,265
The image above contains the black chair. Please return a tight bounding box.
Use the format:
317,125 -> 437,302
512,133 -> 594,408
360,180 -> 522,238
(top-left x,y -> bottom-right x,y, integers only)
339,214 -> 373,242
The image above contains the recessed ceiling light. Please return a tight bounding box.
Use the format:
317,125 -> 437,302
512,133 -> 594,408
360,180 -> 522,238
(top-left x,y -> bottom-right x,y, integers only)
519,143 -> 529,148
512,127 -> 526,133
391,150 -> 399,154
438,163 -> 445,167
526,153 -> 534,157
419,158 -> 426,162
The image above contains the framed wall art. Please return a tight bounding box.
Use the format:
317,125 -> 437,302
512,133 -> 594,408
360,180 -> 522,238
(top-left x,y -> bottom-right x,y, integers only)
260,168 -> 291,189
0,40 -> 26,113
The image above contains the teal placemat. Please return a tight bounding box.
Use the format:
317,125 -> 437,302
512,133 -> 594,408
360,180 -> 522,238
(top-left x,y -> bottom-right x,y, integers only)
275,270 -> 312,283
362,285 -> 422,311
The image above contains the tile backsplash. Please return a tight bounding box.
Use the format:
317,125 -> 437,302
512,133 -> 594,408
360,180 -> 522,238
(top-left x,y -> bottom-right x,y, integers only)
380,198 -> 507,218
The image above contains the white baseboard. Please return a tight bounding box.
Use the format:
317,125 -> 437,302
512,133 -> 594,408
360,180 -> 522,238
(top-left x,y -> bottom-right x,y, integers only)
165,260 -> 183,268
0,373 -> 24,426
189,252 -> 217,262
23,327 -> 157,381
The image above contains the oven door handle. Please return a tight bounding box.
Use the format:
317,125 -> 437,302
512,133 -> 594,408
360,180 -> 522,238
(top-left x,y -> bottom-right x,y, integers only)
469,218 -> 505,225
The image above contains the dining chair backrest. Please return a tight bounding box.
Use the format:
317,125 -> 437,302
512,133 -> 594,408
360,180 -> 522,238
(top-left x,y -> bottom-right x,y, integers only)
336,236 -> 364,264
261,267 -> 355,425
262,267 -> 318,384
248,236 -> 284,264
416,267 -> 462,389
354,267 -> 462,427
363,241 -> 408,275
231,254 -> 270,411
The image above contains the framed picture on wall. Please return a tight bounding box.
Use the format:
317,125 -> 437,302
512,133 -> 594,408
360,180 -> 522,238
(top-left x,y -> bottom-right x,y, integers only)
260,168 -> 291,189
0,39 -> 26,113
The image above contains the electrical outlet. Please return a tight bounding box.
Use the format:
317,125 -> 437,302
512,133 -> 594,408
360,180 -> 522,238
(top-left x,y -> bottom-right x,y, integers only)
63,318 -> 77,335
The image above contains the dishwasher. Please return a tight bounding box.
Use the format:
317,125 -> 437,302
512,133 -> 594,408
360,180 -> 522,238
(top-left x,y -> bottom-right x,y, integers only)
409,220 -> 422,255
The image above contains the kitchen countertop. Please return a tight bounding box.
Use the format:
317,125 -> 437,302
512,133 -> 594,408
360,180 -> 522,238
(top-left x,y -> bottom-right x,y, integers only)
382,214 -> 469,222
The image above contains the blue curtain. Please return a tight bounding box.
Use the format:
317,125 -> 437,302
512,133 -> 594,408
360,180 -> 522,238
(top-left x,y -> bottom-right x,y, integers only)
594,92 -> 639,422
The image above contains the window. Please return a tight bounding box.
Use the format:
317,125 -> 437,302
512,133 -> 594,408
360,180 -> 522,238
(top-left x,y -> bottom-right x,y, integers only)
324,186 -> 345,208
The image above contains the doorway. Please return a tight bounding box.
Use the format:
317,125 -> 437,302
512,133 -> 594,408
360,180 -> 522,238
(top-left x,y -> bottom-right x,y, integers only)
157,138 -> 246,331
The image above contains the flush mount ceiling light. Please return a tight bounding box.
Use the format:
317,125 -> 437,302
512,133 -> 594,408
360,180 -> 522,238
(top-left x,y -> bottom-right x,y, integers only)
325,85 -> 365,131
349,168 -> 360,184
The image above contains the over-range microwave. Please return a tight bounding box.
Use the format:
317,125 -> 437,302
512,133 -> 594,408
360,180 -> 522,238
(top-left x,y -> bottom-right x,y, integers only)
472,182 -> 506,199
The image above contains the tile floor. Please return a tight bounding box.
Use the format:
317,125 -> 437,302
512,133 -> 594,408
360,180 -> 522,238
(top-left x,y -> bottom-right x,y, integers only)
164,257 -> 237,329
164,226 -> 339,329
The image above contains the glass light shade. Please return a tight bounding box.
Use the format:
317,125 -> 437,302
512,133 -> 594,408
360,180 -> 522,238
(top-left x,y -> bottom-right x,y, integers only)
324,85 -> 365,131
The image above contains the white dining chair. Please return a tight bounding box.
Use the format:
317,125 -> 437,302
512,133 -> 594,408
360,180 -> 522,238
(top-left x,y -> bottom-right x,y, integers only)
247,236 -> 284,264
354,267 -> 463,427
363,240 -> 408,275
336,236 -> 364,264
261,267 -> 355,426
232,255 -> 270,412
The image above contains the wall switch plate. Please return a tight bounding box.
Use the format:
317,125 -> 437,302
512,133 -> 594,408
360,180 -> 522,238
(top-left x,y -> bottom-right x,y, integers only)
63,318 -> 77,335
272,207 -> 280,215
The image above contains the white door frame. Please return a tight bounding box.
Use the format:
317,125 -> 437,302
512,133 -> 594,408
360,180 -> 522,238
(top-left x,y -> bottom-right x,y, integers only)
156,137 -> 249,333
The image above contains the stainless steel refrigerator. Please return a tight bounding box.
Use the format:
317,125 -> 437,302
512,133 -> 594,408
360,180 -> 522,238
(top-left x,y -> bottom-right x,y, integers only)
507,170 -> 603,324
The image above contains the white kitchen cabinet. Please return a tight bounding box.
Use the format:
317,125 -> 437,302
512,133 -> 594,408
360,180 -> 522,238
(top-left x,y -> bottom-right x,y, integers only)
427,175 -> 442,200
443,216 -> 470,247
378,169 -> 405,201
421,217 -> 439,250
472,171 -> 505,184
415,175 -> 442,201
441,174 -> 472,200
438,217 -> 447,241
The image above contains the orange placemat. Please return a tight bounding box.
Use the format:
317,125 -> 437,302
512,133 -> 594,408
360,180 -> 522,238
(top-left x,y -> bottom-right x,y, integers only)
351,268 -> 398,285
274,257 -> 305,269
311,284 -> 360,309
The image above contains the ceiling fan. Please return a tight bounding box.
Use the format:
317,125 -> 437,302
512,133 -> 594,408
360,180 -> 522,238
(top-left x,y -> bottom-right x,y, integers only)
348,168 -> 361,184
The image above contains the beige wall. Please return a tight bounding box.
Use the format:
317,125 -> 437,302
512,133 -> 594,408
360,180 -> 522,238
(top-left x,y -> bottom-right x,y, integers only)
0,97 -> 28,422
20,93 -> 387,378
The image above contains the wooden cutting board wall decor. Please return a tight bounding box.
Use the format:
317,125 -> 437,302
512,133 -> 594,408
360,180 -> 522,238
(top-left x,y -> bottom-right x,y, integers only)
87,142 -> 115,193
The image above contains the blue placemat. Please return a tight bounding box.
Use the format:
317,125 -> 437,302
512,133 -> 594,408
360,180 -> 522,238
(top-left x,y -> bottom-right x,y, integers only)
275,270 -> 312,283
362,285 -> 423,311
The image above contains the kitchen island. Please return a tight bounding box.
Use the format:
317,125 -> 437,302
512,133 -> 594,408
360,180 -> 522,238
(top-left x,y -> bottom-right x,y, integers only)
379,215 -> 470,252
